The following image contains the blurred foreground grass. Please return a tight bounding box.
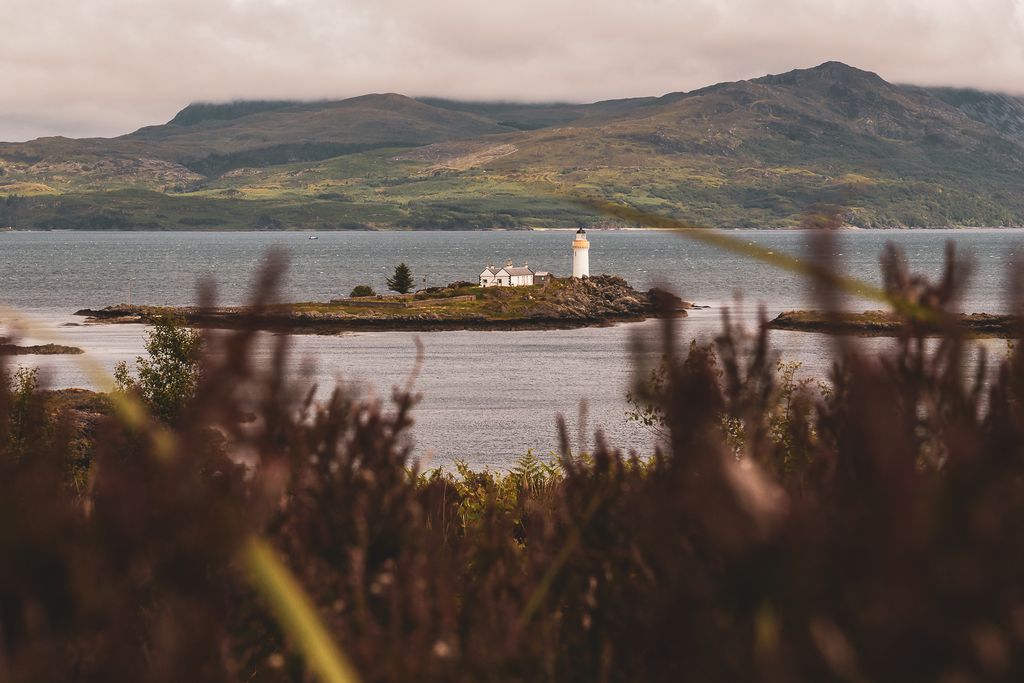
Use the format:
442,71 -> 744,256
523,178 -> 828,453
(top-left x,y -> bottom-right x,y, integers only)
5,225 -> 1024,681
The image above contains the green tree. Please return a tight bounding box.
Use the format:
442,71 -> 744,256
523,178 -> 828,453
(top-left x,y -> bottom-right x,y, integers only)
386,263 -> 414,294
114,317 -> 202,423
1,193 -> 24,226
5,366 -> 41,454
349,284 -> 376,297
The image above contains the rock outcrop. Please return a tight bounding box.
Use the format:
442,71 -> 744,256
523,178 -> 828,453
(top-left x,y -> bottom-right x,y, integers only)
0,338 -> 84,355
768,310 -> 1019,338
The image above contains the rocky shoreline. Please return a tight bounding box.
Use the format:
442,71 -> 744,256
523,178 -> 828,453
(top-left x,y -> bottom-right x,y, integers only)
74,275 -> 694,334
767,310 -> 1019,338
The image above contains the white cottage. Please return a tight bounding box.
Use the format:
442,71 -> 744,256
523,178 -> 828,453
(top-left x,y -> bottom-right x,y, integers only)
480,260 -> 535,287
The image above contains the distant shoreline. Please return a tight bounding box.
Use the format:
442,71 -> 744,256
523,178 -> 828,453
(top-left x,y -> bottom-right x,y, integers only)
6,225 -> 1024,233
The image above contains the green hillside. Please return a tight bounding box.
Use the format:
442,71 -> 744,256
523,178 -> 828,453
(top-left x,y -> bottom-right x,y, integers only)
1,62 -> 1022,230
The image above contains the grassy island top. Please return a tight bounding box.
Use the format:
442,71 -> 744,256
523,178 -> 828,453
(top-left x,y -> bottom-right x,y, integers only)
75,275 -> 691,333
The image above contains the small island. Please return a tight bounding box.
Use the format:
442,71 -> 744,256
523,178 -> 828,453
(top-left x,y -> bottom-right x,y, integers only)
75,275 -> 694,334
768,310 -> 1019,338
0,338 -> 84,355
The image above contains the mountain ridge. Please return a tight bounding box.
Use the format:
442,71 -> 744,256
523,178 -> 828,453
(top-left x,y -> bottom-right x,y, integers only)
1,61 -> 1022,230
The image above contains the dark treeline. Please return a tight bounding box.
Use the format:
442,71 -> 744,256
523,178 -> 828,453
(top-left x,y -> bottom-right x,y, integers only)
4,243 -> 1024,682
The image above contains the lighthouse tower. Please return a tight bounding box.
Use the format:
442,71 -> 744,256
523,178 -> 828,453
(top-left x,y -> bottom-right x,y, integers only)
572,227 -> 590,278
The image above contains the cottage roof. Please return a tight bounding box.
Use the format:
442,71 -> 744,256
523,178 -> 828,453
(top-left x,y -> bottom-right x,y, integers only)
505,266 -> 534,276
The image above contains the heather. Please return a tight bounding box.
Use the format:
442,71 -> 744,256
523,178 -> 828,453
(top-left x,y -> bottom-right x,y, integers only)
3,242 -> 1024,682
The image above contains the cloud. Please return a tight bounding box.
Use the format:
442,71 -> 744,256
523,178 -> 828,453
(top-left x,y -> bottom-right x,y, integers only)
2,0 -> 1023,140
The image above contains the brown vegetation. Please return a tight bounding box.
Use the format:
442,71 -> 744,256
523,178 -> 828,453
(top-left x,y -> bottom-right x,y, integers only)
5,243 -> 1024,681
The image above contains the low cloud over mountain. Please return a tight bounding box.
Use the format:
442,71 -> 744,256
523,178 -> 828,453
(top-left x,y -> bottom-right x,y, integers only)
2,0 -> 1024,140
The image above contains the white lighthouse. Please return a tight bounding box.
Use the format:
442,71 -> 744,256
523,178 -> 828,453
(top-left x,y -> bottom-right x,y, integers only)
572,227 -> 590,278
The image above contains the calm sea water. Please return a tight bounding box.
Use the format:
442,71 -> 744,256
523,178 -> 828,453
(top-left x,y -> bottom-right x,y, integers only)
2,229 -> 1021,468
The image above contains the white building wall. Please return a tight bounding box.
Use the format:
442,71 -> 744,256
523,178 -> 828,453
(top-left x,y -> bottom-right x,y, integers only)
510,274 -> 534,286
481,266 -> 538,287
481,267 -> 535,287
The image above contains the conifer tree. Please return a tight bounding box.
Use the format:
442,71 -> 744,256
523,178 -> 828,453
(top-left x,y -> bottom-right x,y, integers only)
386,263 -> 414,294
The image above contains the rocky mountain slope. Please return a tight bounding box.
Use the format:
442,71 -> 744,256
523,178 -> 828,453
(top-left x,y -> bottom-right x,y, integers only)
1,62 -> 1022,230
922,87 -> 1024,144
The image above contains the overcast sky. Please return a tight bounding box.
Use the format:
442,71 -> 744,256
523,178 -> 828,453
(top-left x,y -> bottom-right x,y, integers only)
2,0 -> 1023,141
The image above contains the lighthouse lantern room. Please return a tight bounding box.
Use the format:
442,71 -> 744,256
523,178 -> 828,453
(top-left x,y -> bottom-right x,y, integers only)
572,227 -> 590,278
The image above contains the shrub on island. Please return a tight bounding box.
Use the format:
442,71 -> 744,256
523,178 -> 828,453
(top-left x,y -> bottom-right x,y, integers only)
349,284 -> 376,298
